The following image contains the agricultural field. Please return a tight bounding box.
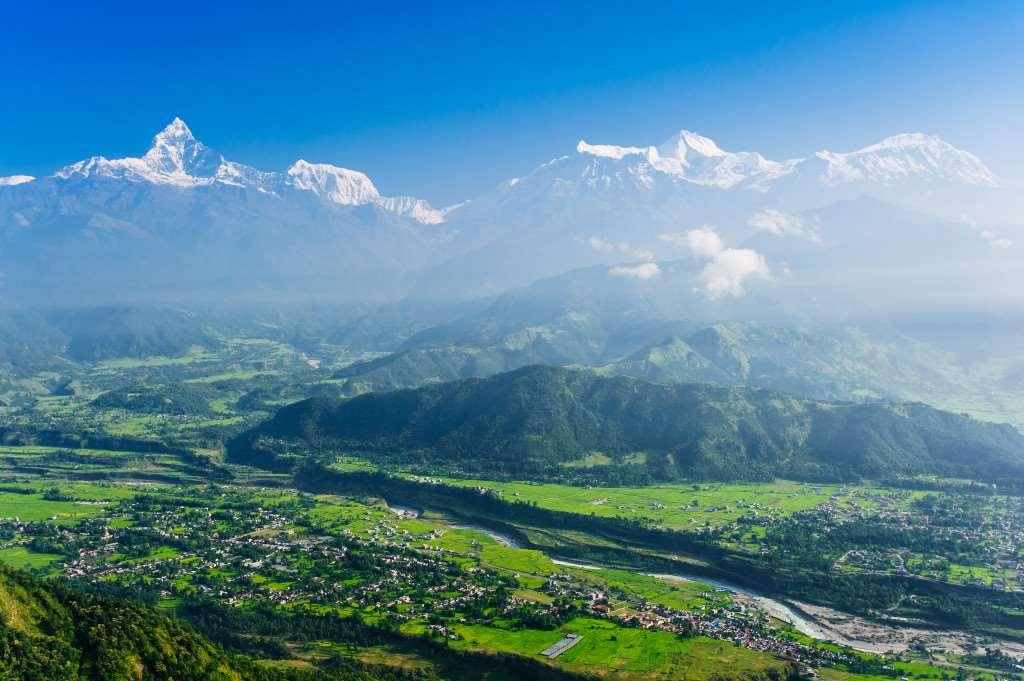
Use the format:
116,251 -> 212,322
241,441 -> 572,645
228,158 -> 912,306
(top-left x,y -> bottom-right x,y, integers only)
422,476 -> 913,530
395,472 -> 1024,595
0,446 -> 992,681
449,617 -> 789,681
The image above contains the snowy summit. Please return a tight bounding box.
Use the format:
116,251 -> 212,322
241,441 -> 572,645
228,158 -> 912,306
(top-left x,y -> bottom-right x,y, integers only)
572,129 -> 998,191
48,118 -> 445,223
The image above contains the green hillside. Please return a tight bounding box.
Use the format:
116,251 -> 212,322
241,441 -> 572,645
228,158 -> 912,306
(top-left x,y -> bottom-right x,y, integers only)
0,564 -> 514,681
331,313 -> 1021,428
231,365 -> 1024,483
0,565 -> 294,680
90,381 -> 218,416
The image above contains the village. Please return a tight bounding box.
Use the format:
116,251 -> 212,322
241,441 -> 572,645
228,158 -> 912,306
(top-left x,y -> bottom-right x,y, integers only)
0,482 -> 922,675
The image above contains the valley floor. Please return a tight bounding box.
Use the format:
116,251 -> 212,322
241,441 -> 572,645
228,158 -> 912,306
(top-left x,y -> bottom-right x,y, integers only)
0,444 -> 1021,680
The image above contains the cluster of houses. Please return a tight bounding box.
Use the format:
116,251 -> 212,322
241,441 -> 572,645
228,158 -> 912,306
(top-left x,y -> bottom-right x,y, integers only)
15,482 -> 1024,676
55,496 -> 530,627
542,571 -> 858,671
810,491 -> 1024,591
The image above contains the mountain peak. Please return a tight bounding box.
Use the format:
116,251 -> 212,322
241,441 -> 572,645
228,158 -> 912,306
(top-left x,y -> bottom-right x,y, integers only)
567,127 -> 998,192
572,129 -> 796,189
576,140 -> 647,159
574,129 -> 730,163
286,160 -> 445,222
658,130 -> 728,159
142,117 -> 222,177
654,130 -> 797,188
817,133 -> 999,187
287,159 -> 381,205
37,117 -> 444,222
158,116 -> 194,141
873,132 -> 936,148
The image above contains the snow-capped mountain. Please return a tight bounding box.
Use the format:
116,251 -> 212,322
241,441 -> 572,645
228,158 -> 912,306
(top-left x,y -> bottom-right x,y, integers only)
0,118 -> 1016,308
419,128 -> 1013,297
573,130 -> 801,190
286,159 -> 380,205
540,128 -> 1000,198
0,119 -> 451,304
49,118 -> 444,223
815,133 -> 999,187
55,117 -> 255,188
287,158 -> 444,223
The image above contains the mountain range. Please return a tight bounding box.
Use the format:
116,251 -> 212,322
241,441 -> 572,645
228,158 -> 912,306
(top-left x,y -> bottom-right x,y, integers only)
327,281 -> 1024,428
43,118 -> 447,223
1,118 -> 1018,309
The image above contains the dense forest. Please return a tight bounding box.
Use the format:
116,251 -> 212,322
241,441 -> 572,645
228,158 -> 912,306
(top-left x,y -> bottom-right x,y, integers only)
231,365 -> 1024,483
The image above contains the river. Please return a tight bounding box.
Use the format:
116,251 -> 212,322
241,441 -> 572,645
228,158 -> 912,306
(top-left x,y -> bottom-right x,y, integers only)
386,504 -> 1019,655
440,518 -> 831,638
450,523 -> 523,548
384,502 -> 832,640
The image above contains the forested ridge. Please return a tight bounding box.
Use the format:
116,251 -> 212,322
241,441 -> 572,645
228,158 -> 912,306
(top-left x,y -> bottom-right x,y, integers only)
232,365 -> 1024,483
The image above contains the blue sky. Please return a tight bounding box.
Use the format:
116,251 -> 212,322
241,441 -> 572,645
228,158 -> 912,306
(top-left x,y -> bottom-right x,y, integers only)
2,0 -> 1021,204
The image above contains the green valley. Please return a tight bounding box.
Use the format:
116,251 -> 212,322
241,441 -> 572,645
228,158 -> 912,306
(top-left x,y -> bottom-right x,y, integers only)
2,316 -> 1024,679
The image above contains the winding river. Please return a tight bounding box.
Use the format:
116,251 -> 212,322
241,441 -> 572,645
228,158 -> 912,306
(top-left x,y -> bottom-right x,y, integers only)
386,502 -> 835,640
435,517 -> 833,640
385,503 -> 1022,656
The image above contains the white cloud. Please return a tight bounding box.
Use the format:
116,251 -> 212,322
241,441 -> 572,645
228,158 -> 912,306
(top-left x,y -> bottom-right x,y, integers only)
660,225 -> 770,299
687,227 -> 725,258
748,209 -> 817,240
699,248 -> 770,299
990,238 -> 1013,249
609,262 -> 661,280
0,175 -> 35,187
660,227 -> 722,257
588,236 -> 654,261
